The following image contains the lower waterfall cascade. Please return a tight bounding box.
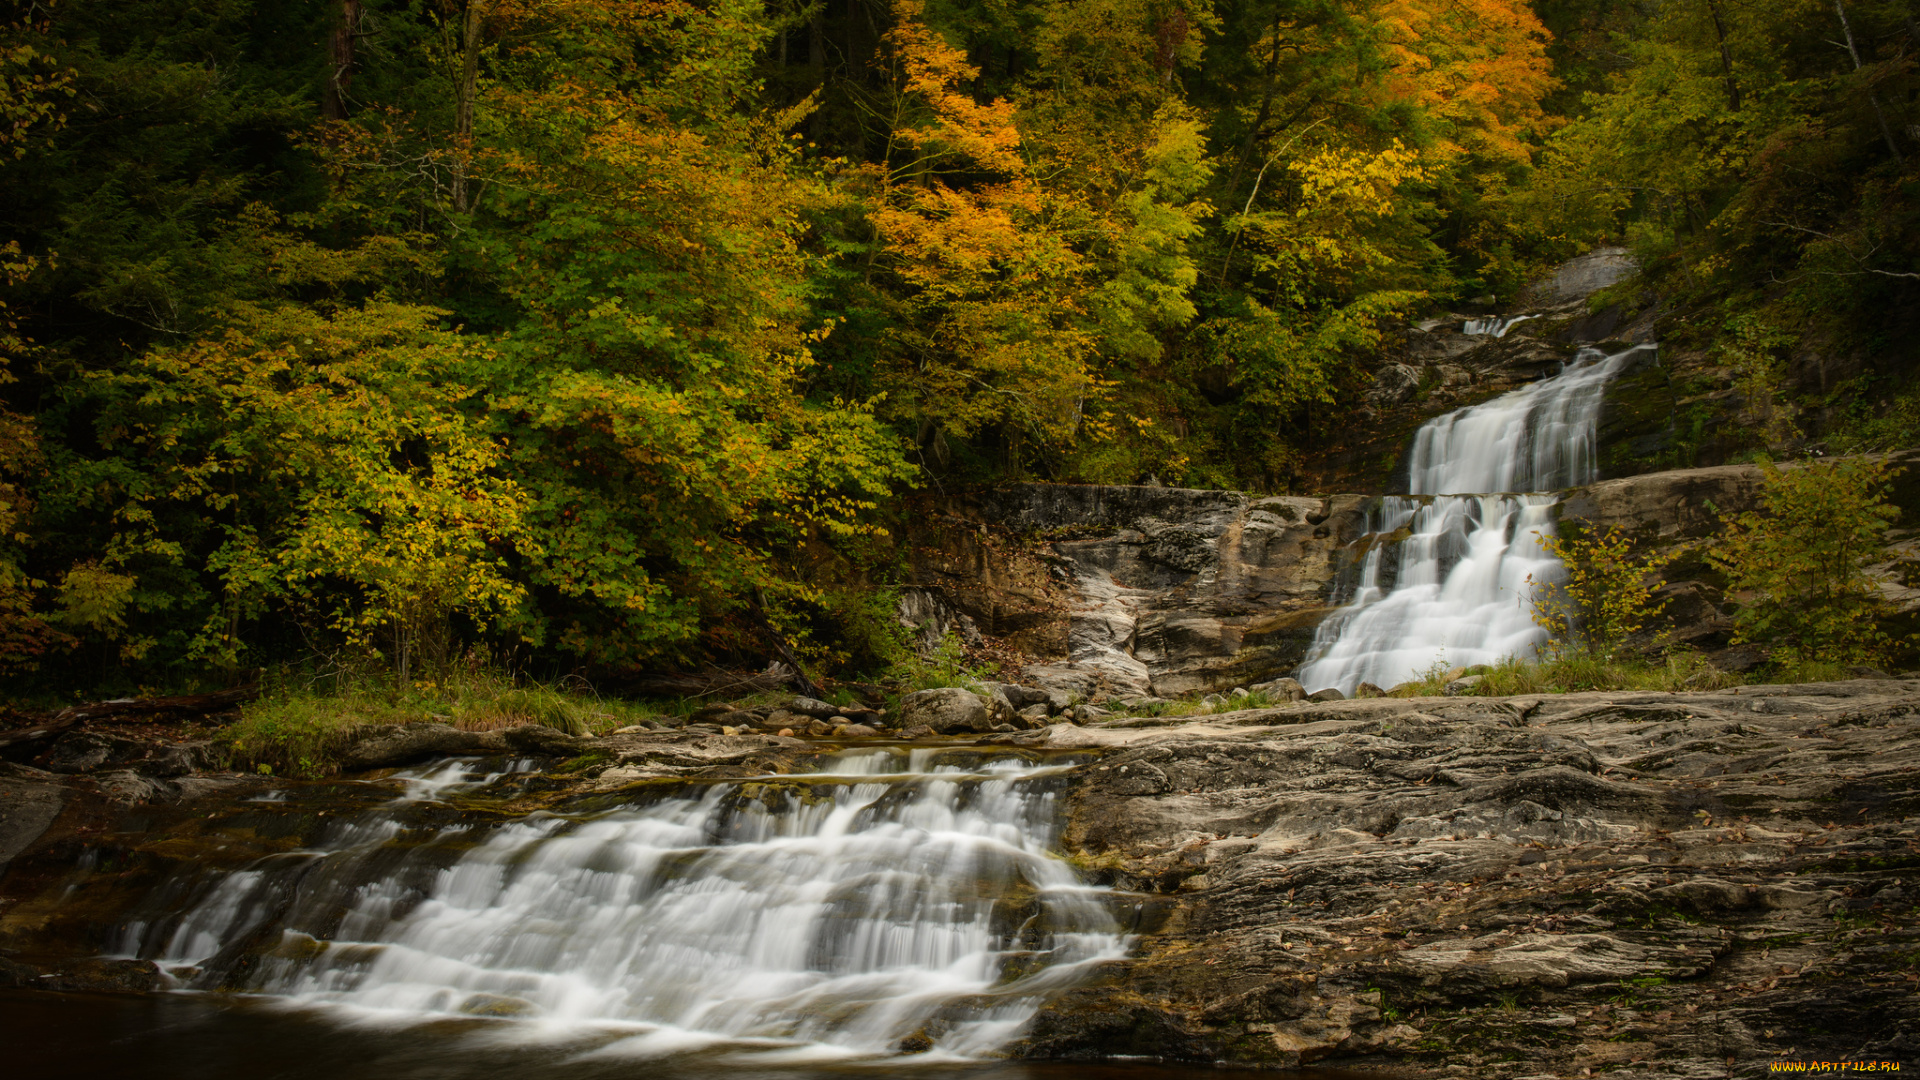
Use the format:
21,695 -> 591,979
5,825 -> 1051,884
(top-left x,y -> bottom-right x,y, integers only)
114,749 -> 1130,1062
1296,343 -> 1655,694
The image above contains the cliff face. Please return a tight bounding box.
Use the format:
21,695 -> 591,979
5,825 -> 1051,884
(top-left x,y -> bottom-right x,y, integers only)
901,451 -> 1920,699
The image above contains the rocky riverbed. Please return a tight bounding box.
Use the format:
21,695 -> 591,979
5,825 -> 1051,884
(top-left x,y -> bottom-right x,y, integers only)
4,677 -> 1919,1075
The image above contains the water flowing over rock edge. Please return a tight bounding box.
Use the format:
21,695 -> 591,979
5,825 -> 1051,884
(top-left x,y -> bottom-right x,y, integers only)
4,677 -> 1920,1075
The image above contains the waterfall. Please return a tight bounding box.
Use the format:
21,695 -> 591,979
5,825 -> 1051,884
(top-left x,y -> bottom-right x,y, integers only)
1461,314 -> 1539,338
1296,344 -> 1653,693
118,750 -> 1128,1062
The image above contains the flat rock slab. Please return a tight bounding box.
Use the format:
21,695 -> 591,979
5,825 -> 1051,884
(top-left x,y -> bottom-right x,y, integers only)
1018,679 -> 1920,1073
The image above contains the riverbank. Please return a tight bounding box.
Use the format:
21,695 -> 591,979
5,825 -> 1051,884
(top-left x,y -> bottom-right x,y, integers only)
3,678 -> 1916,1074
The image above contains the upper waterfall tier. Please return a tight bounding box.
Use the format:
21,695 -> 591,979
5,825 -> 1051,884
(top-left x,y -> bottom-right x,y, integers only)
1296,343 -> 1653,693
1406,344 -> 1652,496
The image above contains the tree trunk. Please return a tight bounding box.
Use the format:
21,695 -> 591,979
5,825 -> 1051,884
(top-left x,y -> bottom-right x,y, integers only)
452,0 -> 494,212
1834,0 -> 1905,164
1704,0 -> 1741,111
322,0 -> 361,120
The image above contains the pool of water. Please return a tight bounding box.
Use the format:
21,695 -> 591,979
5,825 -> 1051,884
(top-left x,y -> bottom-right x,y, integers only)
2,989 -> 1394,1080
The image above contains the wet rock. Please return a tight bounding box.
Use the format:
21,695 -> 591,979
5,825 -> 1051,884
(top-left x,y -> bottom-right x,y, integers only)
0,763 -> 63,875
833,724 -> 881,738
42,731 -> 210,777
0,957 -> 163,995
1017,704 -> 1051,727
897,688 -> 995,735
340,723 -> 499,770
786,696 -> 841,718
806,719 -> 832,737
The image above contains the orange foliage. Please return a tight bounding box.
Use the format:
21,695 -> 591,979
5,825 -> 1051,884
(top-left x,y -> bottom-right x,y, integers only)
1372,0 -> 1555,162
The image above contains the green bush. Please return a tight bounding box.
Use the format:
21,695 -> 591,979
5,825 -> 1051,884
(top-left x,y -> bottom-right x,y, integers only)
1529,523 -> 1679,659
1706,457 -> 1901,665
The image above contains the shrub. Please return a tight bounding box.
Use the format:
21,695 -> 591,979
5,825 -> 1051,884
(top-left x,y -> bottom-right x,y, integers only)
1706,456 -> 1901,665
1529,523 -> 1679,659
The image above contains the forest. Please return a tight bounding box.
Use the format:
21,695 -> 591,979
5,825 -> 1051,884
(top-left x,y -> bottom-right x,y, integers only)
0,0 -> 1916,694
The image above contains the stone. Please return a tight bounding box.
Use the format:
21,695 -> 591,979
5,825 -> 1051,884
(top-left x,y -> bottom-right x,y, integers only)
763,709 -> 796,728
835,724 -> 880,738
1252,677 -> 1307,702
776,728 -> 795,738
987,682 -> 1053,711
501,724 -> 591,757
1353,682 -> 1386,699
1443,675 -> 1485,696
901,724 -> 937,740
787,696 -> 842,718
1201,693 -> 1226,707
1022,678 -> 1920,1071
805,719 -> 832,737
897,687 -> 995,734
340,723 -> 500,770
1017,703 -> 1051,727
1306,687 -> 1345,703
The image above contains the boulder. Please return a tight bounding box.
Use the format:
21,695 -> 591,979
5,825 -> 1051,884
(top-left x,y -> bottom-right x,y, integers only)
1443,675 -> 1485,696
787,696 -> 842,718
340,724 -> 499,770
1252,677 -> 1307,702
834,724 -> 881,738
501,724 -> 592,758
987,683 -> 1054,712
1306,687 -> 1345,703
898,688 -> 996,734
1353,682 -> 1387,699
1017,704 -> 1051,728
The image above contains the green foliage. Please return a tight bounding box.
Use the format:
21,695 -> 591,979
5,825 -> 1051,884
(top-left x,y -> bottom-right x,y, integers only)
225,666 -> 648,777
1706,456 -> 1902,665
1394,650 -> 1740,696
1528,524 -> 1680,659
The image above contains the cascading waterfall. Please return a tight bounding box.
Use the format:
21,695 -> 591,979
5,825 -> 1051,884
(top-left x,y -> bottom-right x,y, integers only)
118,750 -> 1128,1062
1461,313 -> 1540,338
1296,344 -> 1654,693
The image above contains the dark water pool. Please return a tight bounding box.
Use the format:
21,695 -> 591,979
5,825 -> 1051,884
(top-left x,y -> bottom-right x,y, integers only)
1,990 -> 1394,1080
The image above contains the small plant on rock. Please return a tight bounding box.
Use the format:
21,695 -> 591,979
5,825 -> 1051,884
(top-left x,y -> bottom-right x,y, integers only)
1528,523 -> 1680,659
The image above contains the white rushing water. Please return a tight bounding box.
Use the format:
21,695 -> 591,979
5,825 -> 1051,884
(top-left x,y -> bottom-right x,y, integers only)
1461,313 -> 1539,338
121,750 -> 1128,1062
1296,344 -> 1653,693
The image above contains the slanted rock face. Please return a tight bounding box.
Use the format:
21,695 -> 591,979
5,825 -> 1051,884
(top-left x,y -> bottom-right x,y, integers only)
1018,679 -> 1920,1071
905,487 -> 1371,699
898,447 -> 1920,701
896,687 -> 997,735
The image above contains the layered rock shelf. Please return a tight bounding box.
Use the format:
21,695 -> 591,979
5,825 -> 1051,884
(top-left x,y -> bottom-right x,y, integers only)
3,678 -> 1918,1074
